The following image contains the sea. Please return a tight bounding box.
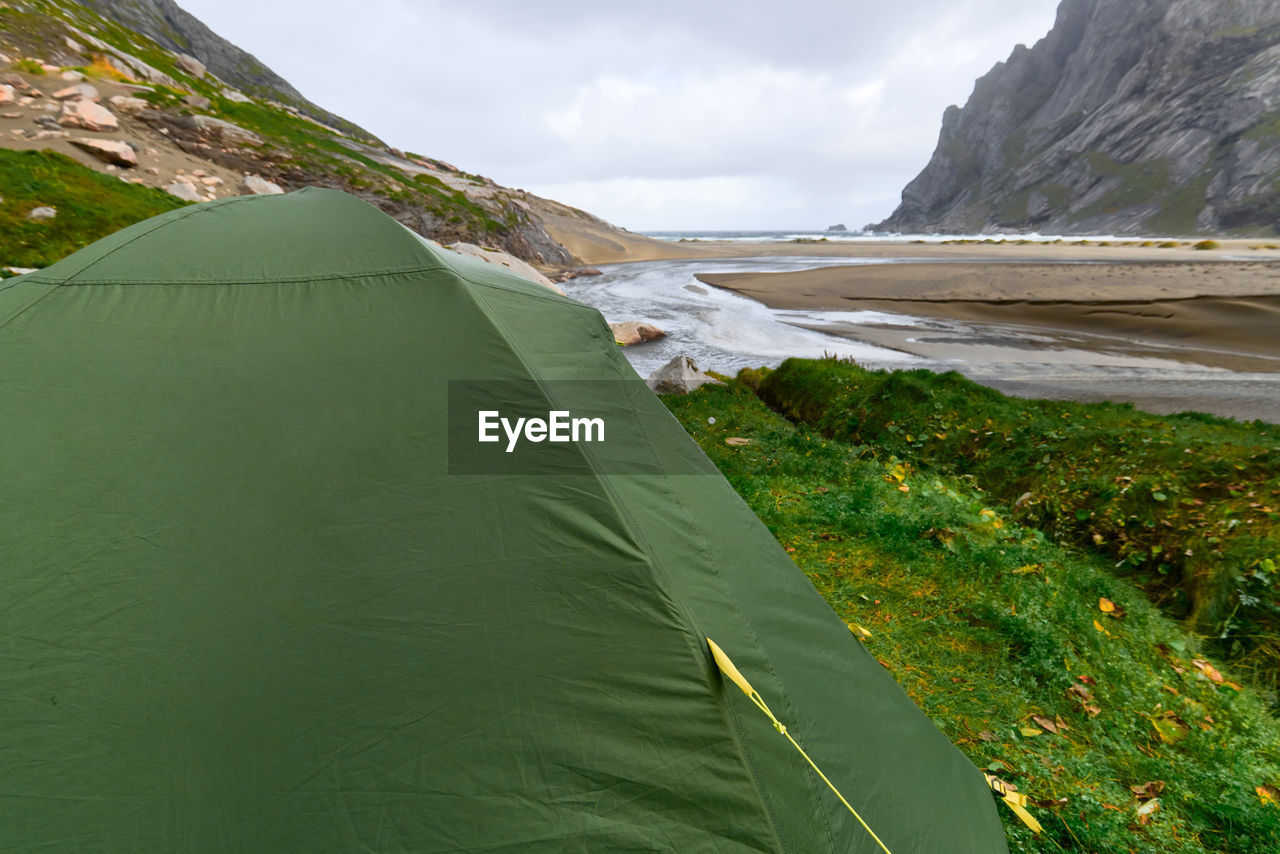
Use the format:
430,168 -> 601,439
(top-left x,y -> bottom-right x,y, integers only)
556,232 -> 1280,423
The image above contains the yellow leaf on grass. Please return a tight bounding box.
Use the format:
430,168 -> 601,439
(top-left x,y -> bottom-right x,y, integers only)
1190,658 -> 1225,684
1019,726 -> 1043,737
1257,784 -> 1280,807
847,623 -> 873,639
1099,598 -> 1116,613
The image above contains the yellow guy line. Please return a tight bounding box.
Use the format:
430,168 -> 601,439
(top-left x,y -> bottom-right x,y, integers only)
706,638 -> 893,854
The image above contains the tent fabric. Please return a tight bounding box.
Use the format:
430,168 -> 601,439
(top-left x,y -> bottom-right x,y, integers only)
0,188 -> 1007,852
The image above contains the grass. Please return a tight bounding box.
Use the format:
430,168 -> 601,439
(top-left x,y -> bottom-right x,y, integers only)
0,149 -> 187,267
661,378 -> 1280,852
753,359 -> 1280,697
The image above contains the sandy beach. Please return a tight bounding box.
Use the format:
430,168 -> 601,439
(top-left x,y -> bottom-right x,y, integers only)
545,212 -> 1280,420
696,260 -> 1280,373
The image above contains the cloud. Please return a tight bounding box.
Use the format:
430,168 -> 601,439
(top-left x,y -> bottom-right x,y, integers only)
179,0 -> 1062,229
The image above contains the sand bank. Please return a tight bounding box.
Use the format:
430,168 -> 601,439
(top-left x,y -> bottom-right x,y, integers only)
697,261 -> 1280,373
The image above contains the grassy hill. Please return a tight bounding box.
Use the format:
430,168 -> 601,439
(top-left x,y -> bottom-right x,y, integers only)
662,368 -> 1280,852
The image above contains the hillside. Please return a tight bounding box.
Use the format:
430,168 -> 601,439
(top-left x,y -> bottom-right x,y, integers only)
874,0 -> 1280,236
0,0 -> 648,269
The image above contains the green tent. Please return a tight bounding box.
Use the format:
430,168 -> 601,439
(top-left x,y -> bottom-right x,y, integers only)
0,188 -> 1007,851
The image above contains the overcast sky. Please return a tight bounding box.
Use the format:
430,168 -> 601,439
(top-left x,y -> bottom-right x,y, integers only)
178,0 -> 1062,231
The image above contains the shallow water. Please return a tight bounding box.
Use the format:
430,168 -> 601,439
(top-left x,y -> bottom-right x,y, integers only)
562,257 -> 1280,423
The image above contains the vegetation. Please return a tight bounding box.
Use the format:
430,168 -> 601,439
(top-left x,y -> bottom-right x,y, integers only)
0,150 -> 187,268
752,359 -> 1280,696
1194,240 -> 1221,250
662,376 -> 1280,852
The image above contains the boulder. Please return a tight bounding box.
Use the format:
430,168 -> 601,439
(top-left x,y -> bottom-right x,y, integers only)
0,84 -> 13,105
444,243 -> 566,295
58,99 -> 118,131
34,114 -> 61,129
182,114 -> 262,146
70,137 -> 137,167
201,176 -> 224,186
609,321 -> 667,346
53,82 -> 100,101
26,206 -> 57,221
239,174 -> 284,195
163,182 -> 203,202
175,54 -> 206,78
646,355 -> 723,396
221,89 -> 251,103
182,94 -> 211,110
107,95 -> 149,114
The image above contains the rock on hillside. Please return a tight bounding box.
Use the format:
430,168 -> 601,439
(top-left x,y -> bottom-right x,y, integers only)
874,0 -> 1280,236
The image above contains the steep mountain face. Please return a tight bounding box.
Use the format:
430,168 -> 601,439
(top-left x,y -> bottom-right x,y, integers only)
0,0 -> 628,267
75,0 -> 372,141
875,0 -> 1280,236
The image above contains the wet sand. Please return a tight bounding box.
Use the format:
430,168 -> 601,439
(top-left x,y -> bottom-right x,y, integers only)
697,261 -> 1280,374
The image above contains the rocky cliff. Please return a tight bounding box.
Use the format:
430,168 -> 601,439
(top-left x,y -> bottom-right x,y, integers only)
0,0 -> 635,268
874,0 -> 1280,236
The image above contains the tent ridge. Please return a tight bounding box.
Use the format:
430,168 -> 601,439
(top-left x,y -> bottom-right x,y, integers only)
34,264 -> 451,287
47,195 -> 249,285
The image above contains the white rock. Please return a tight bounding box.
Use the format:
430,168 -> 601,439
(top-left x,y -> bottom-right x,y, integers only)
0,54 -> 11,65
221,89 -> 251,103
32,130 -> 69,140
239,174 -> 283,195
27,206 -> 57,221
60,70 -> 85,81
53,82 -> 99,101
0,84 -> 13,105
70,137 -> 137,167
108,95 -> 149,114
43,102 -> 60,112
192,169 -> 206,177
646,355 -> 723,395
18,96 -> 33,107
444,242 -> 565,295
40,64 -> 59,74
188,115 -> 261,146
200,176 -> 223,186
0,111 -> 18,118
58,99 -> 118,131
145,167 -> 160,175
609,321 -> 667,346
64,37 -> 84,54
163,182 -> 202,202
175,54 -> 206,78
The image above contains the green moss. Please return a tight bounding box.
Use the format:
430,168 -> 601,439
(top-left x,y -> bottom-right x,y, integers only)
755,358 -> 1280,694
0,149 -> 187,268
664,378 -> 1280,852
1147,171 -> 1215,236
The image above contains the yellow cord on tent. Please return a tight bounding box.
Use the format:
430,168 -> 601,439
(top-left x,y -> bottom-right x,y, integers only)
706,638 -> 893,854
984,773 -> 1044,834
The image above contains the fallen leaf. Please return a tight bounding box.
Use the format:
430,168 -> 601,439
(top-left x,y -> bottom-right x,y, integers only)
1093,619 -> 1110,635
1190,659 -> 1224,683
1019,726 -> 1043,737
1151,711 -> 1191,744
978,730 -> 997,742
1257,784 -> 1280,807
1031,715 -> 1059,734
1099,597 -> 1115,613
897,484 -> 910,493
1135,797 -> 1161,825
1013,564 -> 1043,575
1032,796 -> 1069,809
1077,674 -> 1097,685
1130,781 -> 1165,801
724,437 -> 751,447
847,623 -> 872,639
